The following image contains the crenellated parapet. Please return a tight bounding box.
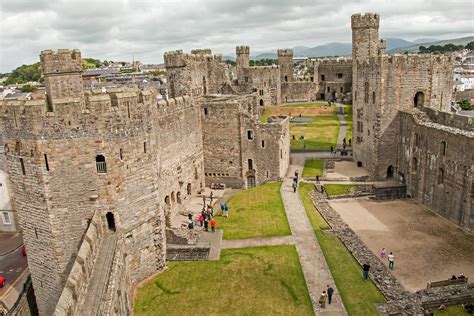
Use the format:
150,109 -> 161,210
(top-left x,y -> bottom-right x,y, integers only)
277,49 -> 293,58
351,13 -> 380,29
236,45 -> 250,55
40,49 -> 82,75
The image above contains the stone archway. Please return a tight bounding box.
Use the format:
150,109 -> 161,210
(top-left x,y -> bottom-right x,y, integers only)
414,91 -> 424,107
106,212 -> 116,232
387,165 -> 394,179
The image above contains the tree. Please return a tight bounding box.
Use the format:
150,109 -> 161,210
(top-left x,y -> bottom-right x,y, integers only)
18,85 -> 37,93
466,42 -> 474,50
460,99 -> 471,111
4,62 -> 42,85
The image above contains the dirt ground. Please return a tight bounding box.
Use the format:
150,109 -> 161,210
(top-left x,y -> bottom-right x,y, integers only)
328,198 -> 474,292
264,107 -> 334,116
325,161 -> 369,180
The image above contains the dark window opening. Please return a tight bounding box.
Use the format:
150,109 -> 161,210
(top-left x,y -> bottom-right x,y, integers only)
438,168 -> 444,184
337,73 -> 343,79
119,148 -> 123,160
259,99 -> 264,106
327,86 -> 330,92
248,159 -> 253,170
165,195 -> 170,205
440,141 -> 446,156
280,149 -> 283,159
266,171 -> 269,178
35,228 -> 38,239
261,140 -> 265,148
372,91 -> 376,103
340,87 -> 344,93
96,155 -> 107,173
320,75 -> 325,81
386,165 -> 394,178
354,91 -> 357,100
284,75 -> 288,82
364,82 -> 369,103
414,91 -> 424,107
44,154 -> 49,172
357,161 -> 363,167
127,102 -> 131,119
204,108 -> 208,115
320,93 -> 325,99
144,142 -> 147,153
19,158 -> 25,175
412,157 -> 417,172
310,76 -> 314,82
106,212 -> 116,232
247,130 -> 254,140
414,133 -> 419,147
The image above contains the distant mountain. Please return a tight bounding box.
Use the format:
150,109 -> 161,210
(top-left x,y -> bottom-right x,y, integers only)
413,38 -> 439,44
222,55 -> 235,62
389,36 -> 474,53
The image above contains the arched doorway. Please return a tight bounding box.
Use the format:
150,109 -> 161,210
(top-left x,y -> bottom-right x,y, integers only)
259,99 -> 264,106
187,183 -> 192,195
414,91 -> 424,107
106,212 -> 116,232
284,75 -> 288,82
386,165 -> 394,179
247,176 -> 256,189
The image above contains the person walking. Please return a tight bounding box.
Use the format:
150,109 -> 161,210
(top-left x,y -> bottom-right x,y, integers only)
295,170 -> 299,179
204,217 -> 209,232
316,175 -> 320,184
388,252 -> 395,270
210,218 -> 216,233
319,291 -> 327,308
224,204 -> 229,218
199,214 -> 204,227
380,247 -> 386,259
362,263 -> 370,281
327,285 -> 334,305
292,181 -> 297,193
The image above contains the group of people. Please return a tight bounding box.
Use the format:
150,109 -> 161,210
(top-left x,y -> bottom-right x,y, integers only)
195,208 -> 216,233
318,285 -> 335,308
380,248 -> 396,270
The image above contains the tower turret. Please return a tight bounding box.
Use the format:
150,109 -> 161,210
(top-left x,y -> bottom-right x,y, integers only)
236,46 -> 250,70
278,49 -> 294,83
351,13 -> 383,61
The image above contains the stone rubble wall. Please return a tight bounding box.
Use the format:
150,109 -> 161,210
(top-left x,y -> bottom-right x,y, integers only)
54,211 -> 105,315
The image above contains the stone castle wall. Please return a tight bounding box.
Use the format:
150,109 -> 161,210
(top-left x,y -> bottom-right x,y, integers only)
315,58 -> 352,102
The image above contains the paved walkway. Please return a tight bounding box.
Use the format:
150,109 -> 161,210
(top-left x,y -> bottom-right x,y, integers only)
336,104 -> 347,147
281,158 -> 347,315
221,235 -> 294,249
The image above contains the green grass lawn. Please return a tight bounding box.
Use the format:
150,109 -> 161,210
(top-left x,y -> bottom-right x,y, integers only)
299,183 -> 385,315
214,182 -> 291,240
260,111 -> 270,123
435,305 -> 470,315
302,159 -> 323,178
134,245 -> 314,316
280,102 -> 329,108
343,105 -> 352,142
291,115 -> 339,150
323,184 -> 360,197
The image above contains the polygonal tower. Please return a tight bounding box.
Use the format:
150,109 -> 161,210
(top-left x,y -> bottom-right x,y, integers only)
351,13 -> 381,62
40,49 -> 84,109
277,49 -> 294,83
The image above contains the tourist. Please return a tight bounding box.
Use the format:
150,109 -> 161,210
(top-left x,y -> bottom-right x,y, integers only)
188,219 -> 194,230
388,252 -> 395,270
188,213 -> 193,221
462,303 -> 474,314
204,217 -> 209,232
349,139 -> 352,146
293,176 -> 298,185
321,185 -> 325,194
210,218 -> 216,233
362,263 -> 370,281
380,247 -> 386,258
292,181 -> 297,193
327,285 -> 334,305
220,203 -> 225,216
224,204 -> 229,217
316,175 -> 320,184
458,273 -> 466,279
450,275 -> 457,280
319,291 -> 327,308
210,190 -> 214,202
199,214 -> 204,227
330,145 -> 333,153
295,170 -> 299,179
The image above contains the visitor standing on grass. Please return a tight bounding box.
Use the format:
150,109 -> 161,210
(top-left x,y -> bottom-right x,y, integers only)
327,285 -> 334,305
316,175 -> 320,184
388,252 -> 395,270
319,291 -> 327,308
362,263 -> 370,281
210,218 -> 216,233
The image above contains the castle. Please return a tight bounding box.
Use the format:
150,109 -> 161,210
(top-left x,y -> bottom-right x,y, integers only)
0,12 -> 472,316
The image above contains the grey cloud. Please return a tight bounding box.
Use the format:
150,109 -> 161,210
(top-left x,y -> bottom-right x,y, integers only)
0,0 -> 473,72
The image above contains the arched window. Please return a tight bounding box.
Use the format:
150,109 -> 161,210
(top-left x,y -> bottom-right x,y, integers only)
386,165 -> 394,178
414,91 -> 424,107
106,212 -> 116,232
440,141 -> 446,156
96,155 -> 107,173
177,192 -> 182,204
165,195 -> 170,205
284,75 -> 288,82
259,99 -> 264,106
412,157 -> 417,173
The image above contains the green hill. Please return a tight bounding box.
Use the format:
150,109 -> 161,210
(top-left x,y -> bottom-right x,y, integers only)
389,36 -> 474,53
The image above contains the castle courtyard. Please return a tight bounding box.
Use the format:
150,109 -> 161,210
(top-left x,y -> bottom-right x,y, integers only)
328,198 -> 474,292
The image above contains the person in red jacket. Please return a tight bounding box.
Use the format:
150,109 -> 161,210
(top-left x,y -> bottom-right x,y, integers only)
210,219 -> 216,233
199,214 -> 204,227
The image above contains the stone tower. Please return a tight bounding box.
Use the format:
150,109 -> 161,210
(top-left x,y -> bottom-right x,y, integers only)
40,49 -> 84,109
277,49 -> 294,83
351,13 -> 385,62
236,45 -> 250,70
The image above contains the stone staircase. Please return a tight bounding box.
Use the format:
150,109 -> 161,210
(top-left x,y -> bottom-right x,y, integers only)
76,233 -> 117,316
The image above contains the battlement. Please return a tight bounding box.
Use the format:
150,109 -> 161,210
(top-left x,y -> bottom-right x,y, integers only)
236,46 -> 250,55
277,49 -> 293,58
421,107 -> 474,133
164,49 -> 218,68
355,53 -> 454,68
40,49 -> 82,75
317,57 -> 353,65
351,13 -> 380,29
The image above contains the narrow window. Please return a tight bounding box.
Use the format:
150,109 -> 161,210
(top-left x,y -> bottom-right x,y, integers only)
440,141 -> 446,156
372,92 -> 376,103
247,130 -> 254,140
364,82 -> 369,103
248,159 -> 253,170
438,168 -> 444,184
127,102 -> 131,119
320,75 -> 325,81
96,155 -> 107,173
119,148 -> 123,160
19,158 -> 25,175
354,91 -> 357,100
414,133 -> 419,147
44,154 -> 49,172
280,149 -> 283,159
2,212 -> 11,225
204,108 -> 208,115
266,171 -> 269,178
259,99 -> 264,106
261,140 -> 265,148
284,75 -> 288,82
35,228 -> 38,239
340,87 -> 344,93
412,157 -> 417,172
327,86 -> 330,92
144,142 -> 147,153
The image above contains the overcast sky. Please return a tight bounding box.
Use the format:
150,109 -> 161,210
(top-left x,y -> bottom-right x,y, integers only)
0,0 -> 473,72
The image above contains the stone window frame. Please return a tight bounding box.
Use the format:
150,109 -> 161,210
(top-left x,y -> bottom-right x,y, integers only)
1,211 -> 12,225
248,158 -> 254,170
261,140 -> 265,148
437,167 -> 444,185
95,155 -> 107,173
203,107 -> 208,116
440,141 -> 447,156
337,73 -> 343,79
19,158 -> 26,175
247,130 -> 254,141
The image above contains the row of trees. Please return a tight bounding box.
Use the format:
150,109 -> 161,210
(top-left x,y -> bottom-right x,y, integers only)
419,41 -> 474,54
